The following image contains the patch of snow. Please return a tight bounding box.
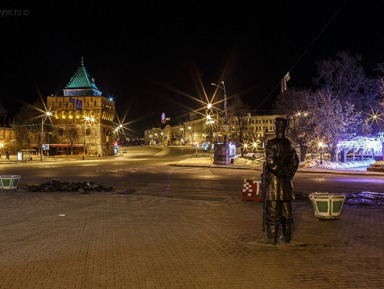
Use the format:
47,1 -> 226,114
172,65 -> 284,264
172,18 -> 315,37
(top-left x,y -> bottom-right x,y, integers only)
235,156 -> 376,170
301,158 -> 375,170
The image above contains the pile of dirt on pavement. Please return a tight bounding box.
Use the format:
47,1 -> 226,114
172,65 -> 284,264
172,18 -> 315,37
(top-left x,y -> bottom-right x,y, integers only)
23,179 -> 114,193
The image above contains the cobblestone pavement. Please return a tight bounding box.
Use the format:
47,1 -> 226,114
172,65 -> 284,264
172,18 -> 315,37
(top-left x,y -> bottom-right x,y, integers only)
0,187 -> 383,289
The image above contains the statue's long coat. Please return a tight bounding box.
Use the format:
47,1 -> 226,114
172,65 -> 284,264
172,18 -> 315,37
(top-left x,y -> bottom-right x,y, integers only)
265,137 -> 299,201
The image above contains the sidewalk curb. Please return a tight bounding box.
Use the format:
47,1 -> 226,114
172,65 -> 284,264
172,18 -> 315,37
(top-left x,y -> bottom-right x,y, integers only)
169,163 -> 259,170
170,158 -> 384,176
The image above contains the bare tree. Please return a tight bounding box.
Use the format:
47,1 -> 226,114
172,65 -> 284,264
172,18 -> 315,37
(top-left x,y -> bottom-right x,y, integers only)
312,51 -> 377,135
13,101 -> 43,151
372,61 -> 384,133
271,51 -> 371,163
309,88 -> 360,161
227,96 -> 251,156
272,88 -> 315,162
54,125 -> 79,155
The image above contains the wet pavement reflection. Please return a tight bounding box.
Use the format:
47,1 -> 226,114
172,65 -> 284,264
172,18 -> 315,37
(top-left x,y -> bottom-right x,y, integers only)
333,177 -> 384,184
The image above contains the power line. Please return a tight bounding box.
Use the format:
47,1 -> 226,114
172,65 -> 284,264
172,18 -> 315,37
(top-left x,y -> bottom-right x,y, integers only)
253,0 -> 349,112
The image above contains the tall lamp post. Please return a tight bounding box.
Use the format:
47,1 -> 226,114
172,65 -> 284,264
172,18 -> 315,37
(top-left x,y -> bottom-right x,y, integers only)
211,81 -> 228,144
187,126 -> 192,144
41,111 -> 52,161
83,116 -> 95,158
179,127 -> 184,145
318,141 -> 324,164
161,132 -> 164,145
0,143 -> 3,158
211,81 -> 229,165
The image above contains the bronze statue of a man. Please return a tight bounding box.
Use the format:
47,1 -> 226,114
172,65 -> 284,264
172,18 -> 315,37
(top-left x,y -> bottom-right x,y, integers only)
263,117 -> 299,245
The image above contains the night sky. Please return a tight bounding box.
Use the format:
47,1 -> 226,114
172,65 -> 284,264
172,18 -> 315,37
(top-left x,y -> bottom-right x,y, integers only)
1,1 -> 384,136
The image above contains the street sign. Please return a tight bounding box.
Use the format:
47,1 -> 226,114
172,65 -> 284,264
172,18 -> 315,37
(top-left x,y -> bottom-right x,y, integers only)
220,125 -> 229,131
214,131 -> 228,136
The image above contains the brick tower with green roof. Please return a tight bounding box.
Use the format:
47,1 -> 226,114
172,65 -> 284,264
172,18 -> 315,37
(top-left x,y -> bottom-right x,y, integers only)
46,58 -> 116,157
63,57 -> 102,97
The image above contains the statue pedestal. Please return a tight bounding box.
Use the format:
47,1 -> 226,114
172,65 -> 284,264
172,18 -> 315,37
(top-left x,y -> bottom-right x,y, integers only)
309,193 -> 346,219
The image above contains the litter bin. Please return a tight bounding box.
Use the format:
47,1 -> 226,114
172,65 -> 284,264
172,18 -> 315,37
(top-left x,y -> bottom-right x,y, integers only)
309,192 -> 346,219
0,175 -> 21,190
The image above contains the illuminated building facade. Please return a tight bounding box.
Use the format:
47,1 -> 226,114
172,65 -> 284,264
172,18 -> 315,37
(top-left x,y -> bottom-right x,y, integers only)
144,114 -> 280,149
0,127 -> 16,155
46,60 -> 116,156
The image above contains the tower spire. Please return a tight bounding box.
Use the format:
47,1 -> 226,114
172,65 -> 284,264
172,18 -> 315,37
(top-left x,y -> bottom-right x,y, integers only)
81,56 -> 84,66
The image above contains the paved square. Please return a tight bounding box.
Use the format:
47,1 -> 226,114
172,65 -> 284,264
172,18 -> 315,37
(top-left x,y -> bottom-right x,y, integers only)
0,190 -> 383,288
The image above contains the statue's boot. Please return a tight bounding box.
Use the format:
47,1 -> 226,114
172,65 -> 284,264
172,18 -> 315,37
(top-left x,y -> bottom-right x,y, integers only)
282,222 -> 291,243
267,225 -> 278,245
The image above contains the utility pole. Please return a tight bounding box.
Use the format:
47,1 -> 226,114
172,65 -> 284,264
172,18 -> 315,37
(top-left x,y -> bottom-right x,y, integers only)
211,81 -> 229,165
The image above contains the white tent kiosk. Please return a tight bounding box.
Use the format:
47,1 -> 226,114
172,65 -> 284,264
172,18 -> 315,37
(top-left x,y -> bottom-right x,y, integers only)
337,135 -> 384,162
